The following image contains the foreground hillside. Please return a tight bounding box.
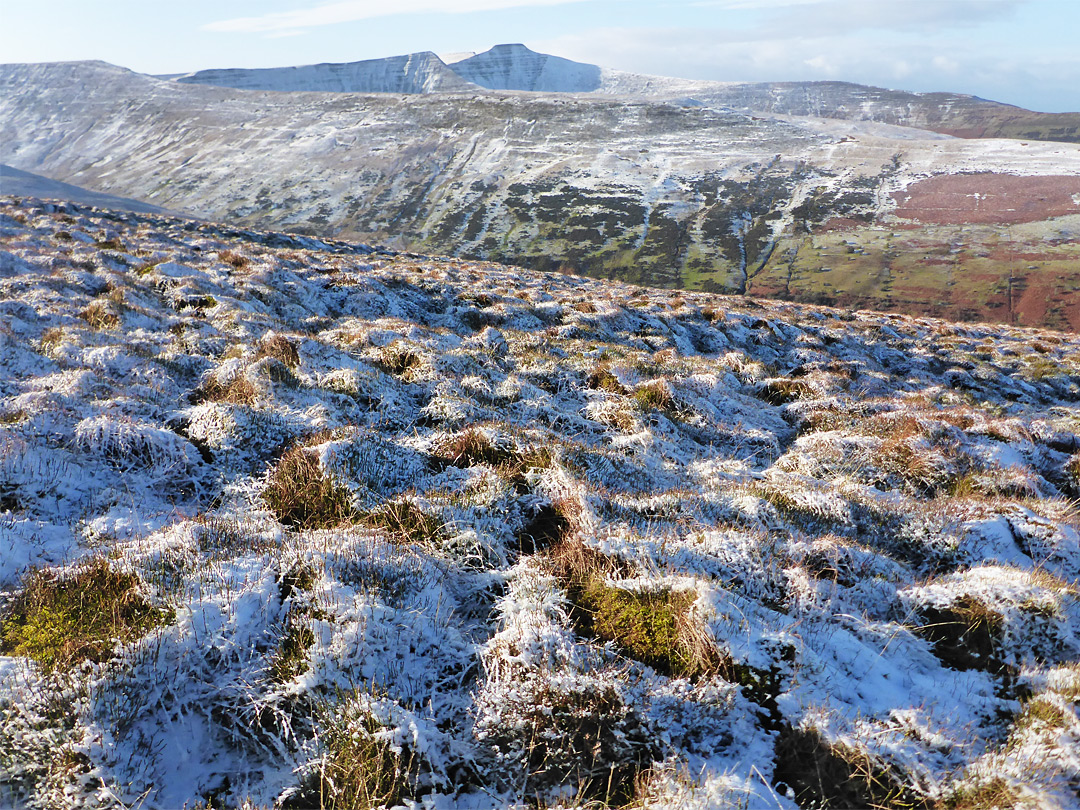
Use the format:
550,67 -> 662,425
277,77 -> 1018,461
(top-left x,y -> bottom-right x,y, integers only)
1,195 -> 1080,809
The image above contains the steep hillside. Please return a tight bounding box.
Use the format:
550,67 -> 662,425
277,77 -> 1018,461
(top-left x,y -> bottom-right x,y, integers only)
6,59 -> 1080,329
2,194 -> 1079,809
175,51 -> 474,94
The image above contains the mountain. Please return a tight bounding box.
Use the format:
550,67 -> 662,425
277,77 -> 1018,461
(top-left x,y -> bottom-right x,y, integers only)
171,44 -> 1080,144
628,80 -> 1080,144
3,57 -> 1080,329
1,193 -> 1079,808
174,50 -> 474,94
450,43 -> 602,92
0,163 -> 182,215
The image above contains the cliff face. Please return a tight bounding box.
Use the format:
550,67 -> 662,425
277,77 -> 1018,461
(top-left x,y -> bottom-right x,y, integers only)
174,51 -> 475,94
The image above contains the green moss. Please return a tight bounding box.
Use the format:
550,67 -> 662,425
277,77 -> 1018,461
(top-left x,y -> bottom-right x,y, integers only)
580,581 -> 695,676
0,558 -> 173,673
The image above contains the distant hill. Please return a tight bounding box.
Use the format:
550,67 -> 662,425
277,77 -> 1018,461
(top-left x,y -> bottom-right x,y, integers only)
0,164 -> 181,215
166,43 -> 1080,144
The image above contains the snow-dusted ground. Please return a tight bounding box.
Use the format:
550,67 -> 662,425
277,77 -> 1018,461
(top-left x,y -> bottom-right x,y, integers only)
1,195 -> 1079,808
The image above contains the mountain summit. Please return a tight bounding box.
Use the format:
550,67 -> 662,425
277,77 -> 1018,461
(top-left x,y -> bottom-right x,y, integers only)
450,43 -> 602,92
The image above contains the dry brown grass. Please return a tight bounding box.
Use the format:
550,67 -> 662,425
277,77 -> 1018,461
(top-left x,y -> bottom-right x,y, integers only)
218,249 -> 250,269
587,363 -> 627,394
433,427 -> 553,491
78,300 -> 120,330
256,334 -> 300,369
189,374 -> 260,406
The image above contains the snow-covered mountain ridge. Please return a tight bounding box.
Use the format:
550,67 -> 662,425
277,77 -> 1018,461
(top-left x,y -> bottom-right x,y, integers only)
171,43 -> 1080,145
1,193 -> 1079,808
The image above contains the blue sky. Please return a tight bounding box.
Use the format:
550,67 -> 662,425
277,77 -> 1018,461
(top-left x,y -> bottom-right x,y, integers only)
2,0 -> 1078,112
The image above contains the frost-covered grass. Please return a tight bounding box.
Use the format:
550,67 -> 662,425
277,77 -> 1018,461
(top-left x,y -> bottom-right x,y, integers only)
1,195 -> 1079,808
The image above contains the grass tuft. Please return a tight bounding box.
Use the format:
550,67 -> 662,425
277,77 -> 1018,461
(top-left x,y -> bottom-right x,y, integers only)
915,595 -> 1004,673
298,694 -> 421,809
0,558 -> 173,673
376,343 -> 423,377
78,300 -> 120,330
256,334 -> 301,369
189,374 -> 260,406
433,427 -> 553,490
633,380 -> 677,413
362,499 -> 443,545
938,777 -> 1022,810
218,249 -> 250,269
547,537 -> 721,680
267,608 -> 316,684
264,447 -> 358,530
587,364 -> 627,394
757,377 -> 818,405
773,725 -> 929,810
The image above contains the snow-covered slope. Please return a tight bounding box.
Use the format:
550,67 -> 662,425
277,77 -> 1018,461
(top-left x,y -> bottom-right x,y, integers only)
175,51 -> 475,94
450,43 -> 602,92
2,194 -> 1079,809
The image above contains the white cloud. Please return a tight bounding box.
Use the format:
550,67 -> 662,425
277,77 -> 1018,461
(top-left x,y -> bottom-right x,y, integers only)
205,0 -> 601,33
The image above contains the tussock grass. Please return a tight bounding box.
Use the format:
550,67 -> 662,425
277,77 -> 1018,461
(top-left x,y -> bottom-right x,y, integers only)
361,499 -> 443,545
433,427 -> 553,490
476,675 -> 658,805
375,342 -> 423,377
633,380 -> 677,413
267,608 -> 316,684
915,595 -> 1004,673
757,377 -> 818,405
0,558 -> 173,673
299,695 -> 421,810
256,334 -> 300,369
189,374 -> 260,406
587,363 -> 627,394
78,300 -> 120,330
263,447 -> 357,530
218,249 -> 249,269
938,777 -> 1022,810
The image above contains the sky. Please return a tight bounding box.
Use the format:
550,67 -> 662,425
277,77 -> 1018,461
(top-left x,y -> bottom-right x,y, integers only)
2,0 -> 1078,113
